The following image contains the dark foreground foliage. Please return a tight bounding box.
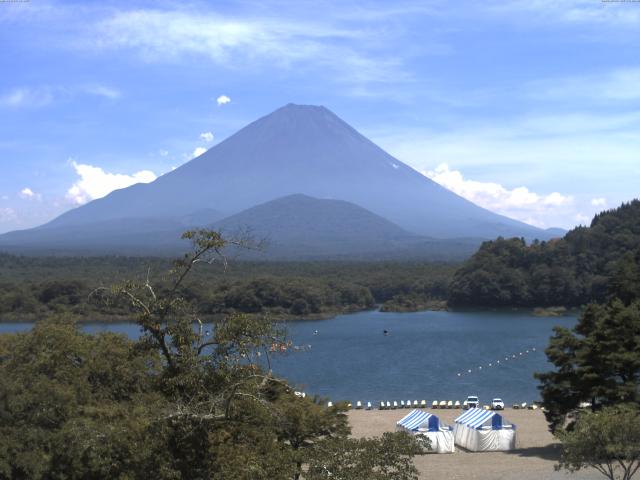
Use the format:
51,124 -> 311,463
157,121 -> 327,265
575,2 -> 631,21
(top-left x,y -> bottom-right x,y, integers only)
0,231 -> 424,480
536,298 -> 640,431
449,200 -> 640,308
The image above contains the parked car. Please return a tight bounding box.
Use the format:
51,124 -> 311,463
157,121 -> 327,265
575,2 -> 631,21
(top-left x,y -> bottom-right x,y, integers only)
491,398 -> 505,410
465,395 -> 479,409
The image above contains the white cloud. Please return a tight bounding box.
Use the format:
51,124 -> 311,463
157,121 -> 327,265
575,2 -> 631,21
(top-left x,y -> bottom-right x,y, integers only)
66,161 -> 157,205
575,213 -> 590,224
19,187 -> 41,200
191,147 -> 207,158
88,9 -> 416,89
159,149 -> 169,156
199,131 -> 214,142
591,197 -> 607,207
216,95 -> 230,106
425,163 -> 574,228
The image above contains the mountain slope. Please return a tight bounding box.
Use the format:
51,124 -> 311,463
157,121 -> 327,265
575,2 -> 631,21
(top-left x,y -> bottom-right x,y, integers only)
0,194 -> 480,260
211,194 -> 478,260
0,103 -> 557,256
37,104 -> 549,239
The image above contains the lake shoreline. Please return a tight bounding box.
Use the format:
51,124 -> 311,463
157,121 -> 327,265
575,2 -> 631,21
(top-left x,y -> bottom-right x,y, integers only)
0,303 -> 581,324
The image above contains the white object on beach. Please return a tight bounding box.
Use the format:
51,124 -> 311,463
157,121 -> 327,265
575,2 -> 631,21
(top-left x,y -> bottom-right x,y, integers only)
420,400 -> 427,408
356,401 -> 362,409
396,409 -> 455,453
380,401 -> 385,410
386,401 -> 391,409
439,400 -> 447,408
432,400 -> 438,409
327,401 -> 333,408
447,401 -> 453,409
454,400 -> 461,408
453,408 -> 516,452
394,401 -> 399,409
413,400 -> 419,407
366,401 -> 372,410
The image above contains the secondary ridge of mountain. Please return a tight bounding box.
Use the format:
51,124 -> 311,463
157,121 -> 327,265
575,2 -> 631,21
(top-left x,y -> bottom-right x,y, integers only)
0,103 -> 560,255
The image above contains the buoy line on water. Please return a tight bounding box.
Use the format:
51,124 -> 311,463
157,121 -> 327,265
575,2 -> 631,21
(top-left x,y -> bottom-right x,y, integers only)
455,347 -> 538,378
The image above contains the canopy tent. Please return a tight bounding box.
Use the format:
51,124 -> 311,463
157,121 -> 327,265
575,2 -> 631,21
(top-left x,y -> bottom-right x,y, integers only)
396,409 -> 455,453
453,408 -> 516,452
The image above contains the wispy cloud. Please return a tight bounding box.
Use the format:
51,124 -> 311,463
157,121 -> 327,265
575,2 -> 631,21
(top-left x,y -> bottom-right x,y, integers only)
0,84 -> 121,108
0,87 -> 55,108
0,207 -> 17,224
85,7 -> 421,89
66,161 -> 157,205
81,84 -> 121,99
529,67 -> 640,103
487,0 -> 640,26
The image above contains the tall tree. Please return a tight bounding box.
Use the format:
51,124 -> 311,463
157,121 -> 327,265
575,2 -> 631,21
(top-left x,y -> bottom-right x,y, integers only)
536,299 -> 640,431
0,230 -> 424,479
557,405 -> 640,480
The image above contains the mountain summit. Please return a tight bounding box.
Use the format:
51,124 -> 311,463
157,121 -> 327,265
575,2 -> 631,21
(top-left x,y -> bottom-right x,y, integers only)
0,104 -> 555,256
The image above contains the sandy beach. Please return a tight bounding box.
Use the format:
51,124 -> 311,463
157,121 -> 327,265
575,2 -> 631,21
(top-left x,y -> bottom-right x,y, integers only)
348,408 -> 602,480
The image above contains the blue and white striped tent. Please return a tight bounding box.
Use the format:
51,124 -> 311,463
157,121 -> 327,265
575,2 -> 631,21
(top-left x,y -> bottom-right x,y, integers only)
397,409 -> 455,453
453,408 -> 516,452
397,409 -> 439,432
455,408 -> 505,429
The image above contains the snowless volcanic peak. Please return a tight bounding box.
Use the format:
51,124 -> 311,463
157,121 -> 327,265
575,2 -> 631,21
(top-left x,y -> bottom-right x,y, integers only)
2,103 -> 553,253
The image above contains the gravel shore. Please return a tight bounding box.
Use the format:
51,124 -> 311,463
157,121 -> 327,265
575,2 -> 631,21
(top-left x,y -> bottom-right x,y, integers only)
347,408 -> 601,480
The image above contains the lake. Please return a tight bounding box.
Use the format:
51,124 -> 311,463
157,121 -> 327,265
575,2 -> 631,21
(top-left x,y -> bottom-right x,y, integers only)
0,309 -> 576,406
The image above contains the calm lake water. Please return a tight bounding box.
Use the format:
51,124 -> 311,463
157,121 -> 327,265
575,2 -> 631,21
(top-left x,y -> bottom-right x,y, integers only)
0,310 -> 576,405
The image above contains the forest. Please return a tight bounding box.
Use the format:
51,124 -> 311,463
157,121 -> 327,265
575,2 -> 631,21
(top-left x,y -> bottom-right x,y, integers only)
448,200 -> 640,308
0,255 -> 456,322
3,200 -> 639,321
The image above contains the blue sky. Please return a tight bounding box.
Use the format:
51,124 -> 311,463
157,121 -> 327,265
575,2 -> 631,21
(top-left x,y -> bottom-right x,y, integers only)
1,0 -> 639,233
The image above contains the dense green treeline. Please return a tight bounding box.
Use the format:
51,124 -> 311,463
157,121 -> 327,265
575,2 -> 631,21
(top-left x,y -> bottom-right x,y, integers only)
448,200 -> 640,308
0,255 -> 457,321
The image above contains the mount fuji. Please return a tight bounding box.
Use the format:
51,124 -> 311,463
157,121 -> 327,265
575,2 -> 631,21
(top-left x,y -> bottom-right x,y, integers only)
0,104 -> 560,258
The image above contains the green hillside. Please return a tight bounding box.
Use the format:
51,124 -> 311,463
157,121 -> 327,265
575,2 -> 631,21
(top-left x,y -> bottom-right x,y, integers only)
448,200 -> 640,308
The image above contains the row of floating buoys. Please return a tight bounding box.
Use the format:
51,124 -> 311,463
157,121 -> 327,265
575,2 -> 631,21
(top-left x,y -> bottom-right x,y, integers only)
456,348 -> 537,377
